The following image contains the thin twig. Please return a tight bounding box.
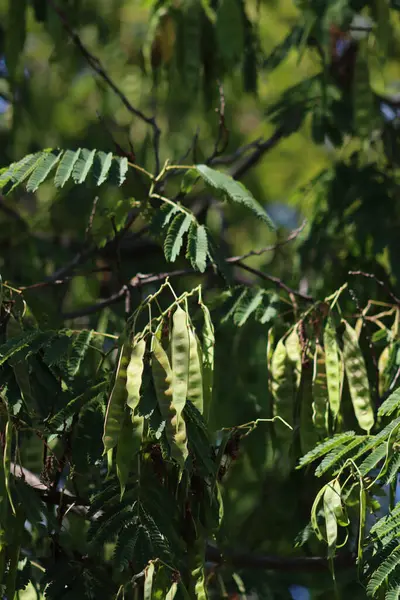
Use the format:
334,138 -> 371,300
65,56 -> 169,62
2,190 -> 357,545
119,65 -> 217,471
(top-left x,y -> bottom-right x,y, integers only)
234,261 -> 313,302
230,127 -> 285,180
227,220 -> 306,263
46,0 -> 161,173
348,270 -> 400,306
207,81 -> 229,164
61,226 -> 312,319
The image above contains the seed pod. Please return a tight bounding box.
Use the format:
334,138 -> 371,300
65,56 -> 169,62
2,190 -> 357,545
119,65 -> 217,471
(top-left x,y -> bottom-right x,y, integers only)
342,320 -> 374,433
187,327 -> 204,414
324,317 -> 341,419
126,338 -> 146,412
102,345 -> 130,452
4,419 -> 16,515
323,479 -> 343,558
116,409 -> 143,498
299,358 -> 319,455
378,344 -> 391,397
285,327 -> 302,388
144,561 -> 155,600
172,306 -> 190,428
200,302 -> 214,422
312,344 -> 329,436
271,338 -> 295,442
152,335 -> 188,468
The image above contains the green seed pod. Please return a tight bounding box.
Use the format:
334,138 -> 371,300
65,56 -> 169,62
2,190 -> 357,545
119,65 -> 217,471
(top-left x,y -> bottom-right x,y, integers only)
102,345 -> 130,452
201,302 -> 214,422
342,320 -> 374,433
324,317 -> 341,419
187,327 -> 204,414
152,335 -> 188,468
312,344 -> 329,436
271,338 -> 295,442
172,306 -> 190,428
126,338 -> 146,413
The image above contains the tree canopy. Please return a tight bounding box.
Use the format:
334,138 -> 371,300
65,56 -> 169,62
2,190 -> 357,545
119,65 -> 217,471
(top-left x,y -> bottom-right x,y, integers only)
2,0 -> 400,599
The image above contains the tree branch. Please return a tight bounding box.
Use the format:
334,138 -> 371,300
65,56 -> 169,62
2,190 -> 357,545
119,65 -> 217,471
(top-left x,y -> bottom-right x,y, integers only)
205,544 -> 355,572
230,127 -> 285,179
11,463 -> 354,573
46,0 -> 161,173
61,224 -> 311,319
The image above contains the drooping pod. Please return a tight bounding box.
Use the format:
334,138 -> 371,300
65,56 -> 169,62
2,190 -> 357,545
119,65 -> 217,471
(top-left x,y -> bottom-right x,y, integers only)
152,334 -> 188,468
342,320 -> 374,433
312,343 -> 329,437
323,317 -> 341,419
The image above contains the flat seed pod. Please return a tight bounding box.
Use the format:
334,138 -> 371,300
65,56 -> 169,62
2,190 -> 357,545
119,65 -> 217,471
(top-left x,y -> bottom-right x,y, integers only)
285,327 -> 302,388
126,338 -> 146,412
378,344 -> 391,397
172,306 -> 190,428
200,303 -> 214,422
312,344 -> 329,436
342,320 -> 374,433
4,419 -> 16,515
103,345 -> 130,452
152,335 -> 188,468
187,328 -> 204,414
271,338 -> 295,442
144,561 -> 155,600
116,410 -> 139,498
324,317 -> 341,418
323,479 -> 341,557
300,359 -> 319,455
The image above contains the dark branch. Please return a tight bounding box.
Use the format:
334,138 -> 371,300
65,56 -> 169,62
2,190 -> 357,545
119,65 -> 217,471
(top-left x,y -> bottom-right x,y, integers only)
205,544 -> 355,572
235,261 -> 313,302
61,225 -> 311,319
12,463 -> 353,573
230,127 -> 285,180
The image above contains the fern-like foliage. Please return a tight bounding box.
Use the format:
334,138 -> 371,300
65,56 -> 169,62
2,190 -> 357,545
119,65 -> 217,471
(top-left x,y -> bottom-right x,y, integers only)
0,148 -> 128,193
87,472 -> 176,574
221,286 -> 280,327
194,164 -> 275,229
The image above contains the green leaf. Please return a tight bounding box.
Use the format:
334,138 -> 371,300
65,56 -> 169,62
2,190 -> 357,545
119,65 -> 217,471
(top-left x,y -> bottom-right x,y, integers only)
26,150 -> 62,192
54,149 -> 81,187
1,153 -> 42,193
67,329 -> 93,377
195,164 -> 275,228
367,547 -> 400,595
378,387 -> 400,417
93,151 -> 113,186
297,432 -> 356,468
72,148 -> 96,184
186,223 -> 208,272
164,212 -> 193,262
